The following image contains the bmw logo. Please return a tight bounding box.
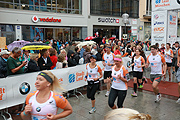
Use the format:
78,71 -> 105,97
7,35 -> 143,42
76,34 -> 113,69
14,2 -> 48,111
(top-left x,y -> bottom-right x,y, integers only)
36,107 -> 41,112
177,0 -> 180,4
19,82 -> 30,95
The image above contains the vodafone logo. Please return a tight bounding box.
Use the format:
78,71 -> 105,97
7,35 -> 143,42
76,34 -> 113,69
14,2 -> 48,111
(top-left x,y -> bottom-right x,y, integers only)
32,15 -> 61,23
32,15 -> 38,23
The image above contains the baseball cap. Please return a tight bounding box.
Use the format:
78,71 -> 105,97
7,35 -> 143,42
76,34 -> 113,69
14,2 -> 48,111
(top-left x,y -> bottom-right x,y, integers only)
90,55 -> 97,60
0,50 -> 10,55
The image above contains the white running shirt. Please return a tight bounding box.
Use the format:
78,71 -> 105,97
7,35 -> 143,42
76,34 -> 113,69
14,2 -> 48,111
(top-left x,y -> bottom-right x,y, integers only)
134,56 -> 145,72
147,53 -> 165,75
26,91 -> 67,120
111,65 -> 129,90
102,52 -> 114,71
164,49 -> 173,63
86,63 -> 102,83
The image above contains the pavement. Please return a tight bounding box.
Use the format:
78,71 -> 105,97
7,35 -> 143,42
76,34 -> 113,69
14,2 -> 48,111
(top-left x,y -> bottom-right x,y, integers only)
58,88 -> 180,120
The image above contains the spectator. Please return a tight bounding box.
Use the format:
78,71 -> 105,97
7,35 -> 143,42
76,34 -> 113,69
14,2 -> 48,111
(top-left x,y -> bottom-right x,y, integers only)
126,45 -> 132,57
56,54 -> 67,69
91,45 -> 98,55
7,47 -> 27,75
60,49 -> 68,61
74,46 -> 80,65
67,50 -> 77,67
114,45 -> 121,55
83,46 -> 92,63
80,43 -> 87,58
0,50 -> 10,78
49,48 -> 58,70
160,43 -> 165,55
27,53 -> 40,73
19,50 -> 30,71
65,41 -> 76,53
38,49 -> 52,70
96,48 -> 104,61
52,40 -> 59,54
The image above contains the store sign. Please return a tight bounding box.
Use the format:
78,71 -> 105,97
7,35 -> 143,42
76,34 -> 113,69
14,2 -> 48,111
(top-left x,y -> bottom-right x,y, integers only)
152,0 -> 180,11
98,18 -> 119,23
32,15 -> 61,23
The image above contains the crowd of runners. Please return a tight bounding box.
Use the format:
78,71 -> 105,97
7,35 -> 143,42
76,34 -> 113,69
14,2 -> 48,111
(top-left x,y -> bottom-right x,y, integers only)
3,39 -> 179,120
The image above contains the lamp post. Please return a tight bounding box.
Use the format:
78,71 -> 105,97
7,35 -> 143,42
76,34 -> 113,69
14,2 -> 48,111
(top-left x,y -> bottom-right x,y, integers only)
122,13 -> 129,39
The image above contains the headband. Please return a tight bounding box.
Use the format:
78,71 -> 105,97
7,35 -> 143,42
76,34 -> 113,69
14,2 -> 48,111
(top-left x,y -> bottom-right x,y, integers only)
114,58 -> 122,62
38,72 -> 53,83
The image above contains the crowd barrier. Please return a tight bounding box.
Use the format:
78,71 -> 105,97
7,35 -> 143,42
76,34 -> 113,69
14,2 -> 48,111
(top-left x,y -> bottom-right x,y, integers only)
0,57 -> 132,110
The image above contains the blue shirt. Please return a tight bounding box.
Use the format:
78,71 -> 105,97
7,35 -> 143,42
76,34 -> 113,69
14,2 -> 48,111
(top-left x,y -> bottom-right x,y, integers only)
80,48 -> 85,58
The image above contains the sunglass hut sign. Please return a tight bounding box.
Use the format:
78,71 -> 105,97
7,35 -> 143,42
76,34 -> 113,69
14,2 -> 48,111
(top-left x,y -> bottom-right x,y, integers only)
98,18 -> 119,23
32,15 -> 61,23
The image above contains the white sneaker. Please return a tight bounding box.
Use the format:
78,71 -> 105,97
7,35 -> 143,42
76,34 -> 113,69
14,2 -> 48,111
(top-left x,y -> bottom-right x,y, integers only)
176,98 -> 180,104
89,107 -> 96,114
155,94 -> 161,103
105,91 -> 110,97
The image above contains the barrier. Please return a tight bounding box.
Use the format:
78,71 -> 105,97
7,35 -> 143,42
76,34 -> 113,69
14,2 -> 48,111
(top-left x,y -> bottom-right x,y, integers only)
0,57 -> 132,110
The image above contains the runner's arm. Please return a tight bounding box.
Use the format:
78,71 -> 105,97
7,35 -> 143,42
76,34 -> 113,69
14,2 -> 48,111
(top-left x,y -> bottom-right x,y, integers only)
51,101 -> 72,119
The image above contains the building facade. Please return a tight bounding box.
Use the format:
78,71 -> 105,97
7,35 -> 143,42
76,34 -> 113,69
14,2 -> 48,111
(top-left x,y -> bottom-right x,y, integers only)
0,0 -> 140,45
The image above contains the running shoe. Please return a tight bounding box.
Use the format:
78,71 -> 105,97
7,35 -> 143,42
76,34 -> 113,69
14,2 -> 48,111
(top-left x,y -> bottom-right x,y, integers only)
105,91 -> 110,97
131,92 -> 137,97
176,98 -> 180,104
172,71 -> 175,74
89,107 -> 96,114
155,94 -> 161,103
138,85 -> 143,89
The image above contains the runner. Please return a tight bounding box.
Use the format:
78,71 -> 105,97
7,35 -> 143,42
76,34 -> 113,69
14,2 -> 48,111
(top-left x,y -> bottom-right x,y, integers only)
176,48 -> 180,104
102,45 -> 115,97
129,49 -> 145,97
21,70 -> 73,120
105,55 -> 130,109
172,41 -> 179,74
85,55 -> 102,114
164,43 -> 173,81
145,45 -> 166,103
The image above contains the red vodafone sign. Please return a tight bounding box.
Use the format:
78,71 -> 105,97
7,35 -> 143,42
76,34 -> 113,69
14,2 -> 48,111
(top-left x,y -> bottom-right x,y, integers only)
32,15 -> 61,23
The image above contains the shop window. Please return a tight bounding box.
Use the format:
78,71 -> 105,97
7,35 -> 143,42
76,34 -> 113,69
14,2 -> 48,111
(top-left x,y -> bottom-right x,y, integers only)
40,0 -> 52,12
57,0 -> 67,13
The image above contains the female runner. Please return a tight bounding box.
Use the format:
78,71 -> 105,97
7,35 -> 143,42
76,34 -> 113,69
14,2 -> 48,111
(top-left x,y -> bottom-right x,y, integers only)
105,55 -> 130,109
21,70 -> 72,120
85,55 -> 102,114
129,49 -> 145,97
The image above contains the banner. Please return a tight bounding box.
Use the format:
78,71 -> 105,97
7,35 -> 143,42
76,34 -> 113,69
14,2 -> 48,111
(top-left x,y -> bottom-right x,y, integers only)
167,10 -> 178,45
0,59 -> 132,110
151,10 -> 167,46
152,0 -> 180,12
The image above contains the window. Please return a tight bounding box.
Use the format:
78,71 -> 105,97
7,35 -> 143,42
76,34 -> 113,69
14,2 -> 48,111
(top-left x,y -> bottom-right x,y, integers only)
0,0 -> 82,14
90,0 -> 139,18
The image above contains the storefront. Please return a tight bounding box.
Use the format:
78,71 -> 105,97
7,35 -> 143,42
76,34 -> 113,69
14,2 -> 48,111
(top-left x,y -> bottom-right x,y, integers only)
88,16 -> 138,40
0,0 -> 87,45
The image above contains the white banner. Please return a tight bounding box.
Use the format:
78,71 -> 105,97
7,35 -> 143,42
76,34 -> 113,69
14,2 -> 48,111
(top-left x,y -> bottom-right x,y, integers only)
152,0 -> 180,12
151,10 -> 167,46
0,59 -> 132,110
167,10 -> 178,45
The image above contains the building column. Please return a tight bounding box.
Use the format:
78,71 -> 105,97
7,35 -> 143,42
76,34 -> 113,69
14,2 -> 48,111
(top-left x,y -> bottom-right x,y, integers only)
119,26 -> 122,40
